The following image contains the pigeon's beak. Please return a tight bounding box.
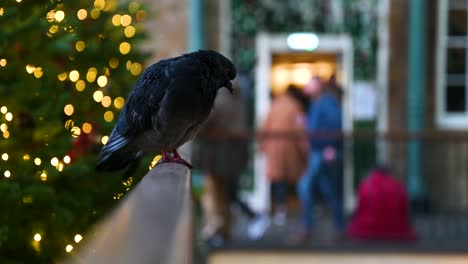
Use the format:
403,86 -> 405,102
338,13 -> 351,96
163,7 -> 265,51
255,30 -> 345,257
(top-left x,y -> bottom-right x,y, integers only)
225,81 -> 234,94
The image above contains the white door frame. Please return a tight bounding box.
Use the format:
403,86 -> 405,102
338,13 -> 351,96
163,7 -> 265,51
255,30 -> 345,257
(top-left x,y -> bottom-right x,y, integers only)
248,32 -> 355,213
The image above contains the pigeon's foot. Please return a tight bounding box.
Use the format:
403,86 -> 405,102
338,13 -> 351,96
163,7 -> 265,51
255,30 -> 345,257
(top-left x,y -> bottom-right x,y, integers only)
158,149 -> 193,169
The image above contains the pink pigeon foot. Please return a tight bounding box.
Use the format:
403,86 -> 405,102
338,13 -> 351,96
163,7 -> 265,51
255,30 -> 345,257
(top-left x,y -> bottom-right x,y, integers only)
158,149 -> 193,169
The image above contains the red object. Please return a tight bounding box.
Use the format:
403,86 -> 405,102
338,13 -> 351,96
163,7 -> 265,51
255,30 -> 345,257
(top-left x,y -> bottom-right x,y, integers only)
347,169 -> 417,241
160,149 -> 193,169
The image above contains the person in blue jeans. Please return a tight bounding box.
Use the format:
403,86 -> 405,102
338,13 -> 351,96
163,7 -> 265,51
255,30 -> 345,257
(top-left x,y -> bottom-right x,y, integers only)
291,76 -> 344,243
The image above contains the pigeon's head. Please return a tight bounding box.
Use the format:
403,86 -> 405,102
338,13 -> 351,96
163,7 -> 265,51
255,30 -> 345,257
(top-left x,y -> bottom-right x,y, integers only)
199,50 -> 237,94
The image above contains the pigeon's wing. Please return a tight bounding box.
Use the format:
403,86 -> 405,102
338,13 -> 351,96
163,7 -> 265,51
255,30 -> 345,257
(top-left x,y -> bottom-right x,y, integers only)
96,61 -> 172,171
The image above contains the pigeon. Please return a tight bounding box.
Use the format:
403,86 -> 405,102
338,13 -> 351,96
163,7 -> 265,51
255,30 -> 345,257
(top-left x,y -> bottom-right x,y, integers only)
96,50 -> 236,173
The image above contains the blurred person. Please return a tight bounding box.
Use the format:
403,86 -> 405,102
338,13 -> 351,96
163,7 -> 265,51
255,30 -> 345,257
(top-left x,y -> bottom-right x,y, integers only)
259,86 -> 308,226
195,86 -> 262,245
347,167 -> 417,241
291,76 -> 345,244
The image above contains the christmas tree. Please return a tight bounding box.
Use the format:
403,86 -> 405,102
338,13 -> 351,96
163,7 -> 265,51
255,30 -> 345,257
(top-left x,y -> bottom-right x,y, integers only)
0,0 -> 148,262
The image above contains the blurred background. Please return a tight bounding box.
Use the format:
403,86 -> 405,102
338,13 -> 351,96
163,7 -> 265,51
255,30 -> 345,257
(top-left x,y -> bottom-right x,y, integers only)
1,0 -> 468,263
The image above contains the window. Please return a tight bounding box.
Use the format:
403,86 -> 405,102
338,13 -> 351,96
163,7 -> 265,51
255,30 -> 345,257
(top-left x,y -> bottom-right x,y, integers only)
436,0 -> 468,128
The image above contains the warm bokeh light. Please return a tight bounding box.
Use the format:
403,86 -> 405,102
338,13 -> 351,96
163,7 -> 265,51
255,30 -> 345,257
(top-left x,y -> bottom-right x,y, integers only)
23,154 -> 30,160
50,157 -> 59,167
130,62 -> 142,76
109,57 -> 119,68
93,91 -> 104,102
71,126 -> 81,138
65,244 -> 73,253
2,153 -> 8,161
101,96 -> 112,108
119,42 -> 131,54
82,123 -> 93,134
64,104 -> 74,116
97,75 -> 108,87
104,111 -> 114,122
86,68 -> 98,83
0,123 -> 7,132
40,171 -> 47,181
3,131 -> 9,139
77,9 -> 87,20
0,106 -> 6,114
112,14 -> 121,26
75,41 -> 86,52
33,67 -> 43,78
120,14 -> 132,26
26,64 -> 35,74
63,155 -> 71,164
94,0 -> 105,10
55,10 -> 65,22
129,2 -> 140,13
90,8 -> 100,19
5,112 -> 13,121
34,234 -> 42,242
74,234 -> 83,243
76,80 -> 86,92
64,119 -> 74,130
124,26 -> 136,38
101,135 -> 109,144
0,59 -> 6,67
69,70 -> 80,82
58,72 -> 68,81
34,158 -> 42,166
113,97 -> 125,109
4,170 -> 10,178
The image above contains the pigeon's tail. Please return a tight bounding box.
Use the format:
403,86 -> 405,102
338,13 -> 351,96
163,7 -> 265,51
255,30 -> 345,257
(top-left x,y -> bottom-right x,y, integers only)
96,133 -> 140,173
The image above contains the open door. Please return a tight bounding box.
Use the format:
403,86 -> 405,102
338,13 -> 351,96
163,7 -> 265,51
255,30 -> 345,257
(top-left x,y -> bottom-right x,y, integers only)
249,32 -> 355,214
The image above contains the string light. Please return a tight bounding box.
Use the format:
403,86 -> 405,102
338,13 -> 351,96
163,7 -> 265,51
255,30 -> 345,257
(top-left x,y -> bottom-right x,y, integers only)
109,58 -> 119,68
93,91 -> 104,102
97,76 -> 108,87
57,162 -> 64,172
34,234 -> 42,242
75,41 -> 86,52
86,68 -> 98,82
0,106 -> 6,114
34,158 -> 42,166
90,8 -> 100,19
65,244 -> 73,253
64,104 -> 74,116
0,123 -> 7,132
3,131 -> 9,139
130,62 -> 142,76
26,64 -> 35,74
40,171 -> 47,181
0,8 -> 4,16
4,170 -> 11,178
58,72 -> 68,81
64,119 -> 74,130
33,67 -> 43,78
5,112 -> 13,121
69,70 -> 79,82
77,9 -> 87,20
55,10 -> 65,22
50,157 -> 59,167
129,2 -> 140,13
119,42 -> 131,54
120,14 -> 132,26
113,97 -> 125,109
82,123 -> 93,134
101,96 -> 112,108
101,136 -> 109,144
2,153 -> 9,161
63,155 -> 71,164
76,80 -> 86,92
74,234 -> 83,243
112,14 -> 121,26
23,154 -> 30,160
124,26 -> 136,38
0,59 -> 6,67
104,111 -> 114,122
71,126 -> 81,138
94,0 -> 105,10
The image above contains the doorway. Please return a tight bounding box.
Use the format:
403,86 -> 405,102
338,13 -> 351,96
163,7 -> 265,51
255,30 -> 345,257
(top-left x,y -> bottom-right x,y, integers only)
249,32 -> 355,214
